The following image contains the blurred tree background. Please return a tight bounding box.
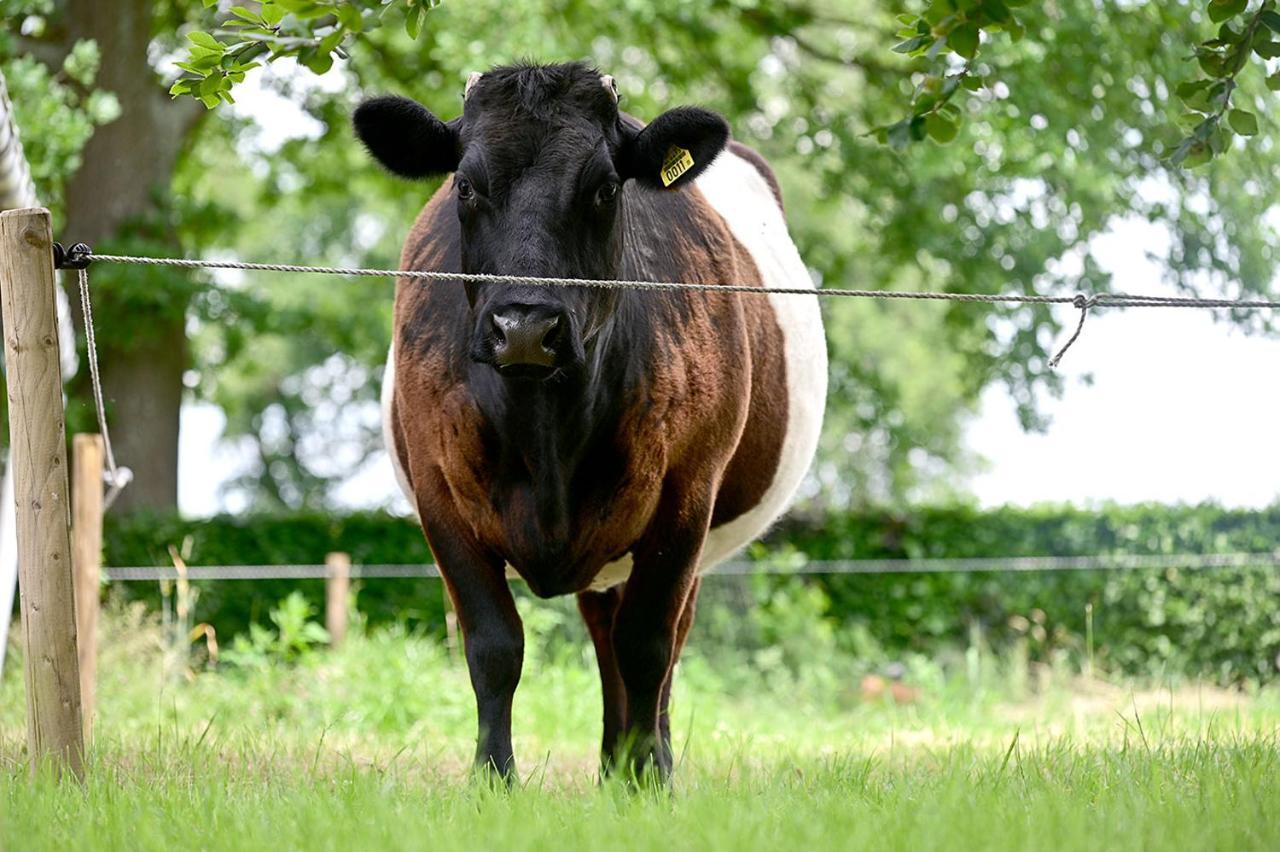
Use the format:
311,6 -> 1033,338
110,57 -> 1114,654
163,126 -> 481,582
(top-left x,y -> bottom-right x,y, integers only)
1,0 -> 1278,512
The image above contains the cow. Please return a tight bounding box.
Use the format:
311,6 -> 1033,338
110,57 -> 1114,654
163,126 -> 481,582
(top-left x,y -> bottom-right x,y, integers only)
354,62 -> 827,783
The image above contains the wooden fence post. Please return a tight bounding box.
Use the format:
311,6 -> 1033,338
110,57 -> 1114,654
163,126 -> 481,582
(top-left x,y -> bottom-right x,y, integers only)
72,434 -> 104,742
325,551 -> 350,649
0,207 -> 84,778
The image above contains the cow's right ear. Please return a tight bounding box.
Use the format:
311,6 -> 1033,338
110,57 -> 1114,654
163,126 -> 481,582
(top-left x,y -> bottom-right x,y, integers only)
353,96 -> 460,179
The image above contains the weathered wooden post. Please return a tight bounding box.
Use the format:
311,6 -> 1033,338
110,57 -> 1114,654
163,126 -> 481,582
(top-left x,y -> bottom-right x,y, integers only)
72,433 -> 104,741
0,207 -> 84,778
325,551 -> 350,649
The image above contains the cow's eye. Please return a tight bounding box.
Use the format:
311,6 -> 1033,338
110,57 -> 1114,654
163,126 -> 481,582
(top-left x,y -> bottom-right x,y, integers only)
456,176 -> 475,200
596,181 -> 620,206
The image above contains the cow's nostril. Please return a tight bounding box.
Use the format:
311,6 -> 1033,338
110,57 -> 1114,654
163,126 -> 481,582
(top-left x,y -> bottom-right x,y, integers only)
491,314 -> 508,344
540,316 -> 561,351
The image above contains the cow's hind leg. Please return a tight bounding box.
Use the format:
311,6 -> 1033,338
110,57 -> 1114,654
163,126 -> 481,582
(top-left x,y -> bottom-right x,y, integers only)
578,586 -> 627,774
658,576 -> 700,768
613,482 -> 713,785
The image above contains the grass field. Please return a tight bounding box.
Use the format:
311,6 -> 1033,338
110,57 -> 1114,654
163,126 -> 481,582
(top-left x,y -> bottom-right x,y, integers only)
3,600 -> 1279,850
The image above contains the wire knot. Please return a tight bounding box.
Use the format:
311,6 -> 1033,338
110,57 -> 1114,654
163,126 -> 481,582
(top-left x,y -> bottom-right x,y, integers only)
1050,293 -> 1096,369
52,241 -> 93,270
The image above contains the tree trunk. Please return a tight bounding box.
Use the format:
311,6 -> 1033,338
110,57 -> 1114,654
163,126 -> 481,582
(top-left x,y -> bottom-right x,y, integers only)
62,0 -> 204,512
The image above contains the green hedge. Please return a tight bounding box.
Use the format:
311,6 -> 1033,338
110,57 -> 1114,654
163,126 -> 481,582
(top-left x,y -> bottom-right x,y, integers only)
104,511 -> 440,639
770,504 -> 1280,682
102,503 -> 1280,682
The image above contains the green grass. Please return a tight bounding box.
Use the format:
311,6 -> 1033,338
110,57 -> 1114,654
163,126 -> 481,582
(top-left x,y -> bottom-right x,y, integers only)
3,602 -> 1279,850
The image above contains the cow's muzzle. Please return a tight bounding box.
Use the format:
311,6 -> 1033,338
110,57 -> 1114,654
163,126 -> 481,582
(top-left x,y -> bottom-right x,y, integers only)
478,303 -> 574,378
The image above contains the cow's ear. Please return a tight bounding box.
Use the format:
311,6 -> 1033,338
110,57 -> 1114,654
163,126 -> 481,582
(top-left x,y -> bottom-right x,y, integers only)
353,95 -> 460,179
617,107 -> 729,190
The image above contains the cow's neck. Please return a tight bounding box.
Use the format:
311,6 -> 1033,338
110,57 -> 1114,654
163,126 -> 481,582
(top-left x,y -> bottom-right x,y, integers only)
473,313 -> 636,537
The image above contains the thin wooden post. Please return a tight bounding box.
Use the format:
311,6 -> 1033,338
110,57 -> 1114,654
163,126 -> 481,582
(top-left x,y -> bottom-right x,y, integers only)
325,551 -> 350,649
0,207 -> 84,778
72,434 -> 104,742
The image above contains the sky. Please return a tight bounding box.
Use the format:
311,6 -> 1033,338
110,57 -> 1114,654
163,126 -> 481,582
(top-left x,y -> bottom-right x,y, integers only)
965,217 -> 1280,509
176,68 -> 1280,516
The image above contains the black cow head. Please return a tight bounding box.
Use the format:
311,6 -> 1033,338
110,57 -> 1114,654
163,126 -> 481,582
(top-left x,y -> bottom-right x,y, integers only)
354,62 -> 730,380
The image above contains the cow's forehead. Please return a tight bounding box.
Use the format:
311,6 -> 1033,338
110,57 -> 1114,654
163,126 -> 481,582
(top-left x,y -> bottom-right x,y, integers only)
461,116 -> 615,186
461,63 -> 618,127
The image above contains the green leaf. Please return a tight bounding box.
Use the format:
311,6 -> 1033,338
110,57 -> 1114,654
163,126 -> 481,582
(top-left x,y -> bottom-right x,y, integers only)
893,36 -> 930,54
1228,108 -> 1258,135
1208,0 -> 1247,24
1260,10 -> 1280,31
336,6 -> 364,30
925,111 -> 960,144
1176,79 -> 1211,105
302,50 -> 334,74
1267,72 -> 1280,91
187,31 -> 226,52
405,6 -> 426,39
949,23 -> 980,59
1177,111 -> 1207,129
1254,36 -> 1280,58
1196,48 -> 1230,77
885,119 -> 913,151
1183,143 -> 1213,168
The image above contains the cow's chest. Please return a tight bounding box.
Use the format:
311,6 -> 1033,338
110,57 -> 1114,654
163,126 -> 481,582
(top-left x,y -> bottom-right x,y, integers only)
439,399 -> 670,595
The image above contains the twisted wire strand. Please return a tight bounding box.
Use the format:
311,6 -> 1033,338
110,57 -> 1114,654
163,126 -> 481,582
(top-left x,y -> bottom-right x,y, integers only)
100,552 -> 1280,582
75,268 -> 131,509
84,252 -> 1280,309
70,251 -> 1280,501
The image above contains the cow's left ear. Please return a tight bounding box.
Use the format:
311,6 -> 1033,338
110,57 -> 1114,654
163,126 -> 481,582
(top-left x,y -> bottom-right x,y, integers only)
617,107 -> 729,190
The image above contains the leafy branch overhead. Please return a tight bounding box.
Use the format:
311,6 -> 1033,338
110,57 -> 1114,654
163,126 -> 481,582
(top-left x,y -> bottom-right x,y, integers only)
876,0 -> 1032,149
1169,0 -> 1280,166
173,0 -> 1279,169
169,0 -> 439,107
877,0 -> 1279,166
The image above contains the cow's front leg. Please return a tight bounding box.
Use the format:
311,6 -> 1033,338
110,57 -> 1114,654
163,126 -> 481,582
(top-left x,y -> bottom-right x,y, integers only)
417,476 -> 524,781
613,484 -> 712,784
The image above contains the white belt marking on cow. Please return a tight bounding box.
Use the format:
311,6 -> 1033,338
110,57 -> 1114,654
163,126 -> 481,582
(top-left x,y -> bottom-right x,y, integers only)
589,150 -> 828,590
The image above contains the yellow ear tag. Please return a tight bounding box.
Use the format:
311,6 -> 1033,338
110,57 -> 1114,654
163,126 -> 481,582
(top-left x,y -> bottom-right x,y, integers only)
660,146 -> 695,187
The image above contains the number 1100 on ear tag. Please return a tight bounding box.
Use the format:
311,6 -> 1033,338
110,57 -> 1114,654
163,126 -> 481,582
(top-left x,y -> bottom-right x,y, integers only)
661,146 -> 695,187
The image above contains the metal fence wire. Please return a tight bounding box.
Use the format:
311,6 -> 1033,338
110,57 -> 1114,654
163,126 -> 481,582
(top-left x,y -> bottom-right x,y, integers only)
101,552 -> 1280,582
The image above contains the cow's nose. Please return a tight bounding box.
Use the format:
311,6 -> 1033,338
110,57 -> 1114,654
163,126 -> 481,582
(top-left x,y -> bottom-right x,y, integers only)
490,305 -> 563,369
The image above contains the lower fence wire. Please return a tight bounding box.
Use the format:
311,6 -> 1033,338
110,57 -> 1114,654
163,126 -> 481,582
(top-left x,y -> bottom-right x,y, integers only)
102,552 -> 1280,582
